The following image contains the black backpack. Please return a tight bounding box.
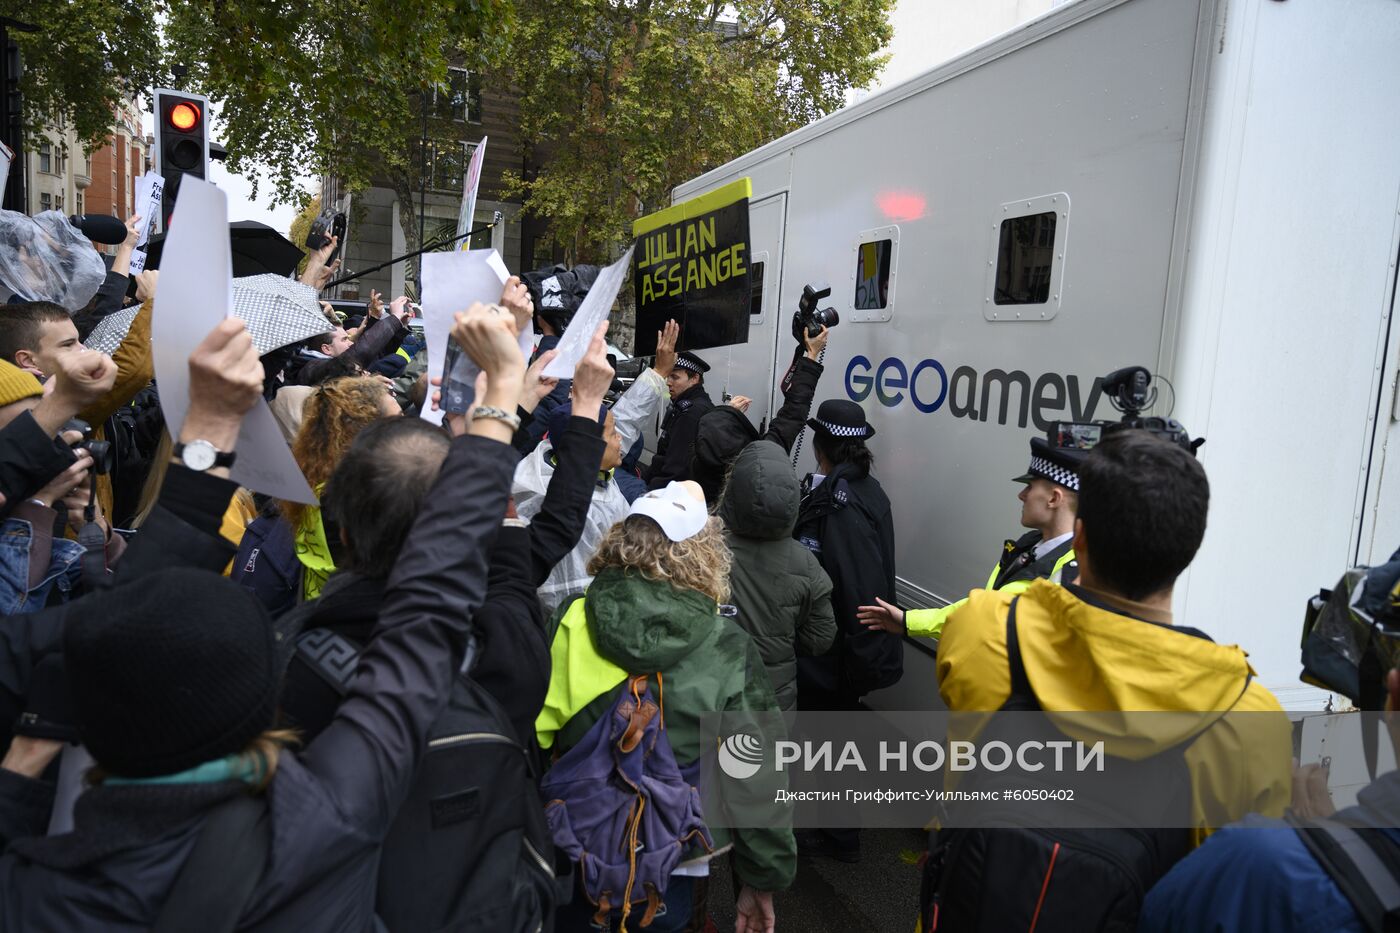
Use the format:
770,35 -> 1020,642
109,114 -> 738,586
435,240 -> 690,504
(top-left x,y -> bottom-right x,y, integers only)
296,627 -> 564,932
917,598 -> 1196,932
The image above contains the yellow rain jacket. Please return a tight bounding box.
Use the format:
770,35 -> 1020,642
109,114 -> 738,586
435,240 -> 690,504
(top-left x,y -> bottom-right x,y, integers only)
937,579 -> 1292,845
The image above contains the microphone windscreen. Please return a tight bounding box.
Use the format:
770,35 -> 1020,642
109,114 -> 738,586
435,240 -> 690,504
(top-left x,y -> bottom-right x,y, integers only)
68,214 -> 129,246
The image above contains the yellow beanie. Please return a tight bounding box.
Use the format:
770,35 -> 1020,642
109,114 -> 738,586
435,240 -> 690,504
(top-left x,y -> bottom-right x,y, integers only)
0,359 -> 43,408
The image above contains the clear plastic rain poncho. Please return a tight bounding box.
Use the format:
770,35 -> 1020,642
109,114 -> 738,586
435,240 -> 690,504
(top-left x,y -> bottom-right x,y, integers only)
513,367 -> 669,616
0,210 -> 106,311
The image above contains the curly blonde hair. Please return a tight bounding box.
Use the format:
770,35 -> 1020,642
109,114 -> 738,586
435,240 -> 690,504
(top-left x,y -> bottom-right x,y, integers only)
587,515 -> 732,605
283,376 -> 391,527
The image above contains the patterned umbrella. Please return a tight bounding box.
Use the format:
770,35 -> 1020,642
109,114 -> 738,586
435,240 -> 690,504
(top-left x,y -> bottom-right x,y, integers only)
84,275 -> 329,357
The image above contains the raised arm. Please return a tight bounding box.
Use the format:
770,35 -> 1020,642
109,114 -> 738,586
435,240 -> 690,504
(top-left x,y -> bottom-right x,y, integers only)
302,301 -> 525,837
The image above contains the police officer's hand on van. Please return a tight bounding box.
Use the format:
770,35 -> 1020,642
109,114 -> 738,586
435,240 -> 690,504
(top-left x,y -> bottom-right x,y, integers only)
726,395 -> 752,413
804,324 -> 830,360
652,319 -> 679,377
857,597 -> 907,634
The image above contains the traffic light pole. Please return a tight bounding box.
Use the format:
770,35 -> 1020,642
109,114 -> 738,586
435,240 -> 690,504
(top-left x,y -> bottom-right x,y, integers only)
322,218 -> 498,290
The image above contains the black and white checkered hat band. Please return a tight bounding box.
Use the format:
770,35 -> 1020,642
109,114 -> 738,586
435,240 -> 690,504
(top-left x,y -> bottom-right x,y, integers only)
1029,455 -> 1079,491
675,357 -> 705,374
814,419 -> 871,438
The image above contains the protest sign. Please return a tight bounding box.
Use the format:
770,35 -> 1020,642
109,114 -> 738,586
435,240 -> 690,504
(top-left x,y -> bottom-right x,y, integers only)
632,177 -> 752,355
128,172 -> 165,274
543,247 -> 632,379
456,137 -> 488,249
420,248 -> 529,425
151,177 -> 316,503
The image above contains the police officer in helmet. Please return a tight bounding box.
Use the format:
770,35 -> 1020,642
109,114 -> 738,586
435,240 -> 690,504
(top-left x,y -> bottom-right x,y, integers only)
859,436 -> 1085,640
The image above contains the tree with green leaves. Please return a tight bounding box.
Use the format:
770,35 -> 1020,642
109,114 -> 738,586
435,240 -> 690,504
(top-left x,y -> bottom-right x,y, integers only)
499,0 -> 895,261
162,0 -> 510,293
3,0 -> 163,152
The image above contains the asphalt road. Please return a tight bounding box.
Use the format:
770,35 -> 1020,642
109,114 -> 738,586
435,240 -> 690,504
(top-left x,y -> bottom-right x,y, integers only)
707,829 -> 927,933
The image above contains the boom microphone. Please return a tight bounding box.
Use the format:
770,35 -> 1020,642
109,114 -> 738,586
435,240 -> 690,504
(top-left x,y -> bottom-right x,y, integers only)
68,214 -> 129,246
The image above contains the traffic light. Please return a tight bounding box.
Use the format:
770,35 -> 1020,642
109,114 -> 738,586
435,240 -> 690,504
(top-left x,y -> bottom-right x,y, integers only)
152,88 -> 210,230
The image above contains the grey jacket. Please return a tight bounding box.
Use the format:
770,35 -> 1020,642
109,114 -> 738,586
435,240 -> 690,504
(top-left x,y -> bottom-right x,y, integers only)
718,440 -> 836,710
0,435 -> 517,931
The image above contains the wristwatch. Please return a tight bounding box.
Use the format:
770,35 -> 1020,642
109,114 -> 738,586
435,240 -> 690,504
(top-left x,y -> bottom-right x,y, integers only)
173,439 -> 236,472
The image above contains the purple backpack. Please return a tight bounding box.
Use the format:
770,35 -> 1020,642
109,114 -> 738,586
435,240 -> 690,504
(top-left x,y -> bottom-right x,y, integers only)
541,674 -> 713,930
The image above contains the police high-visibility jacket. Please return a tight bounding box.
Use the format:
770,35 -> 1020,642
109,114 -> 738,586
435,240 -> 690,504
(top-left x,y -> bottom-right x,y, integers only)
905,529 -> 1076,639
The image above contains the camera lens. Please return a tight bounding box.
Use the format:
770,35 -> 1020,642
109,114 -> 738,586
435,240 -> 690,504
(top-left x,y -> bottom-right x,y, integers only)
816,308 -> 840,328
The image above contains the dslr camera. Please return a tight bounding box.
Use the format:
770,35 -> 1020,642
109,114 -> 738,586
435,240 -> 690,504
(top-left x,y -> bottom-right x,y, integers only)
792,282 -> 839,343
62,419 -> 114,475
305,208 -> 347,257
1048,366 -> 1204,456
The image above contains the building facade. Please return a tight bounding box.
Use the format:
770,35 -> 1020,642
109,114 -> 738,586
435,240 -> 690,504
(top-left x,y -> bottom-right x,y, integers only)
321,70 -> 562,303
25,96 -> 149,235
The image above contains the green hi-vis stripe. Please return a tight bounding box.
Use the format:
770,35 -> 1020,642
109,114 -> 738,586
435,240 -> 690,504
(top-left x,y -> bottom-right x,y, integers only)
632,177 -> 753,237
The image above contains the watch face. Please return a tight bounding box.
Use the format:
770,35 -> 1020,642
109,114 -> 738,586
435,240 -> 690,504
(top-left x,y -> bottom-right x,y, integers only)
182,440 -> 218,471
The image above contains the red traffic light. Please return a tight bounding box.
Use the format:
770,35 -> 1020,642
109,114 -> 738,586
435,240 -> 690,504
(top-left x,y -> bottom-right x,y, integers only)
168,102 -> 200,132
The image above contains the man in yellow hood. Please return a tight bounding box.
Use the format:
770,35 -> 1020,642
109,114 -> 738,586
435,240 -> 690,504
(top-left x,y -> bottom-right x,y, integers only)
923,429 -> 1292,929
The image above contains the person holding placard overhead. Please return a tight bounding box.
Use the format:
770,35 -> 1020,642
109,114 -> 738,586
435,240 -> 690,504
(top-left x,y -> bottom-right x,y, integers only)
644,350 -> 715,490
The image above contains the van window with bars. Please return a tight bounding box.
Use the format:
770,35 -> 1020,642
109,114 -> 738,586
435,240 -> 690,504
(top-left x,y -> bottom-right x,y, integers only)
994,212 -> 1056,304
749,261 -> 765,316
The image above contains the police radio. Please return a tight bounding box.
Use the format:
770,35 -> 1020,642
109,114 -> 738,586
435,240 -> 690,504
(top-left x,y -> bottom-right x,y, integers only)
1049,365 -> 1204,456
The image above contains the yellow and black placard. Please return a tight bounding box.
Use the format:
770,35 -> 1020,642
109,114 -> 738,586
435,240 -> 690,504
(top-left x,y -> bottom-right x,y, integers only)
632,177 -> 752,355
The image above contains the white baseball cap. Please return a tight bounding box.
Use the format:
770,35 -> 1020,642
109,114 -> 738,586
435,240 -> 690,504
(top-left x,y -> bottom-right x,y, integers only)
628,481 -> 709,542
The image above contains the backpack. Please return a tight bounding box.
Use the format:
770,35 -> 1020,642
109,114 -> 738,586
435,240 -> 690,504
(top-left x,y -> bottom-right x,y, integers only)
1293,815 -> 1400,933
296,627 -> 562,932
231,512 -> 300,618
917,598 -> 1195,932
540,674 -> 713,931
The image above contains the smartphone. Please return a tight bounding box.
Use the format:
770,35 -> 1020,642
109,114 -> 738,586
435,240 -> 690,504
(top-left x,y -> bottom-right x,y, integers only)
440,341 -> 477,415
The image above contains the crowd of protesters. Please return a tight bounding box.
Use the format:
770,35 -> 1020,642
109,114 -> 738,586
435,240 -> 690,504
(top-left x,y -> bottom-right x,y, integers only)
0,199 -> 1395,933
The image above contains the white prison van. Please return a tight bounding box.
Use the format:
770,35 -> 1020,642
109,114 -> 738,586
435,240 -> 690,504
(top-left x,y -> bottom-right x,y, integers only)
670,0 -> 1400,711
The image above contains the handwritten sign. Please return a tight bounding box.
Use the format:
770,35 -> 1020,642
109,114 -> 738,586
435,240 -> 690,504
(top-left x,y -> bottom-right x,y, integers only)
128,172 -> 165,274
151,177 -> 316,503
632,177 -> 752,355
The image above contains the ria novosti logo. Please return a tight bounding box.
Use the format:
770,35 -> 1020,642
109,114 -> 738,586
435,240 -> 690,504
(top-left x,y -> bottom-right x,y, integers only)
718,732 -> 764,780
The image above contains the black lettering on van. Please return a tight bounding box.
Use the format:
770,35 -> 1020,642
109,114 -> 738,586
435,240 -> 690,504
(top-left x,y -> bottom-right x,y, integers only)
1067,375 -> 1105,423
1031,373 -> 1066,432
980,369 -> 1031,427
949,366 -> 979,420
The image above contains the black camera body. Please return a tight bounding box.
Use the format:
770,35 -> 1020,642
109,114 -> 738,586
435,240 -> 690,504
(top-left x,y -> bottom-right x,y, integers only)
1048,366 -> 1204,456
62,419 -> 114,475
306,209 -> 347,255
792,282 -> 839,343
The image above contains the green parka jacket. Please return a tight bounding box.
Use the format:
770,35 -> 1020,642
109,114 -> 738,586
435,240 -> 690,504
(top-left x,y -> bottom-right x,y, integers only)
717,440 -> 837,710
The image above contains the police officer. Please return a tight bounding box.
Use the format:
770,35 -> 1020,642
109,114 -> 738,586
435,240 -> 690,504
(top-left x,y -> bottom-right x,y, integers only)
858,436 -> 1084,640
644,350 -> 714,489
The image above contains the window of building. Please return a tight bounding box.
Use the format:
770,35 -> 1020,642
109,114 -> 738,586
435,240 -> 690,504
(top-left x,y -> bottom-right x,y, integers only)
40,193 -> 51,212
435,68 -> 484,124
749,261 -> 765,316
994,211 -> 1057,305
854,239 -> 892,310
39,142 -> 52,174
76,193 -> 83,214
55,195 -> 63,211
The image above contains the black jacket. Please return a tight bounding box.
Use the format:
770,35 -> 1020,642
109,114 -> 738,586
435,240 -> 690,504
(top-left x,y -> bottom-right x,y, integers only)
0,434 -> 516,931
645,383 -> 713,489
0,411 -> 78,519
793,464 -> 901,702
692,356 -> 823,503
293,314 -> 407,386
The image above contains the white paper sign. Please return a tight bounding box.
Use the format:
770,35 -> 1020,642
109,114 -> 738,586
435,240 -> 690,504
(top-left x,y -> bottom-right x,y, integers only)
152,177 -> 317,503
420,249 -> 512,425
456,137 -> 488,246
542,247 -> 633,379
128,172 -> 165,275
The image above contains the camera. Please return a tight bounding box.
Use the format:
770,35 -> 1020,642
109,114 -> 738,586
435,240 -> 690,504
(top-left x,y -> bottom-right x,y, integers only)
62,419 -> 114,475
306,208 -> 347,256
1048,366 -> 1204,456
792,282 -> 840,343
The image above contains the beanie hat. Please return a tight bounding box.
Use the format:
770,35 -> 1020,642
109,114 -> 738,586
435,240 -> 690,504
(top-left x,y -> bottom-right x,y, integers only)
0,359 -> 42,408
63,568 -> 288,778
